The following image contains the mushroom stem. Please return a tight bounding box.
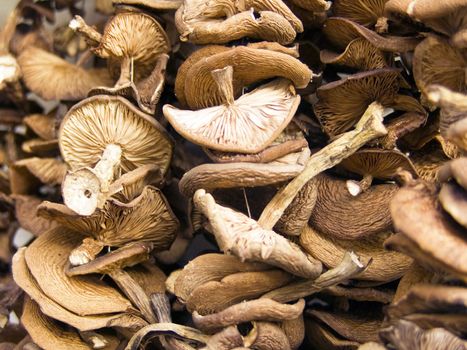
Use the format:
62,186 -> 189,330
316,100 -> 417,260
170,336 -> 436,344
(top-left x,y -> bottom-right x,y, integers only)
258,102 -> 387,229
261,252 -> 368,303
115,57 -> 133,87
347,174 -> 373,196
138,54 -> 169,108
92,143 -> 122,192
79,331 -> 108,349
69,16 -> 102,47
69,238 -> 104,266
426,84 -> 467,110
211,66 -> 235,106
109,269 -> 157,324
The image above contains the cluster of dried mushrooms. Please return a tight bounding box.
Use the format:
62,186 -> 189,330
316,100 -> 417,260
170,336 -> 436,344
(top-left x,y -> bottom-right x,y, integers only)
0,0 -> 465,349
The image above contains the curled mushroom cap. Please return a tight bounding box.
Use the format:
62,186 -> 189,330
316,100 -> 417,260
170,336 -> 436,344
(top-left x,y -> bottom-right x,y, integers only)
181,46 -> 312,109
59,95 -> 173,174
314,68 -> 400,136
413,36 -> 466,101
194,189 -> 323,278
17,47 -> 112,101
308,174 -> 397,240
164,66 -> 300,153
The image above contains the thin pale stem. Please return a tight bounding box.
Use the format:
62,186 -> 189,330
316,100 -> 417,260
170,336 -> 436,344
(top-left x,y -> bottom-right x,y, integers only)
69,16 -> 102,47
258,102 -> 387,229
92,144 -> 122,192
115,57 -> 132,87
211,66 -> 235,105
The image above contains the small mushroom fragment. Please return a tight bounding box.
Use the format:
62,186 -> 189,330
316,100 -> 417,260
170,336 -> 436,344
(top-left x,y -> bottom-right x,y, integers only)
164,66 -> 300,154
38,185 -> 179,265
59,95 -> 173,215
17,47 -> 113,101
333,0 -> 390,33
300,225 -> 413,282
339,149 -> 417,195
193,189 -> 323,278
179,46 -> 312,109
192,298 -> 305,333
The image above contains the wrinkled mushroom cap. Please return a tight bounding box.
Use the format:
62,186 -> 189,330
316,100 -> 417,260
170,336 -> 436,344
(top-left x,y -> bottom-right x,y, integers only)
18,47 -> 113,101
59,95 -> 173,175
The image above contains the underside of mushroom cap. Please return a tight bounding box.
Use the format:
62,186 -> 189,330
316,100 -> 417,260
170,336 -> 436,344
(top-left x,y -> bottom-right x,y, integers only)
59,95 -> 173,175
164,78 -> 300,154
333,0 -> 387,29
18,47 -> 113,101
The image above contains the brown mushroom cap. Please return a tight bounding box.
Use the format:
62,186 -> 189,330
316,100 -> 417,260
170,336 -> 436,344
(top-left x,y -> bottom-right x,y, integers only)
300,225 -> 412,281
24,227 -> 133,316
389,179 -> 467,280
59,95 -> 173,175
333,0 -> 388,30
17,47 -> 113,101
320,38 -> 390,71
21,298 -> 90,350
413,36 -> 466,99
308,174 -> 397,240
38,186 -> 179,249
438,157 -> 467,190
182,46 -> 312,109
314,68 -> 400,136
288,0 -> 330,11
164,76 -> 300,153
112,0 -> 182,10
322,17 -> 420,52
13,195 -> 58,236
439,181 -> 467,228
23,114 -> 56,141
305,318 -> 361,350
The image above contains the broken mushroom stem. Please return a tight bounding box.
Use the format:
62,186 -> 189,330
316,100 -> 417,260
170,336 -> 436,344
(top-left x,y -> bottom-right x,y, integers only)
69,237 -> 104,266
346,173 -> 373,196
115,56 -> 134,87
69,16 -> 102,47
258,101 -> 387,229
92,143 -> 122,192
211,66 -> 234,106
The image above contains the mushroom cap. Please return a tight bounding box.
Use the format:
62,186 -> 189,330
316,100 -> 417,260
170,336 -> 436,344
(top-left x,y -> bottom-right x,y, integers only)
438,157 -> 467,190
94,12 -> 170,79
439,181 -> 467,228
13,195 -> 58,236
333,0 -> 387,28
320,38 -> 390,71
288,0 -> 330,11
164,79 -> 300,154
112,0 -> 182,10
23,113 -> 57,140
322,17 -> 421,52
413,36 -> 466,98
389,179 -> 467,280
314,68 -> 401,136
339,149 -> 418,180
305,318 -> 361,350
38,186 -> 179,249
308,174 -> 397,240
17,47 -> 113,101
179,148 -> 309,197
66,242 -> 153,276
407,0 -> 467,19
59,95 -> 173,175
182,46 -> 312,109
300,225 -> 412,282
24,227 -> 134,316
21,298 -> 90,350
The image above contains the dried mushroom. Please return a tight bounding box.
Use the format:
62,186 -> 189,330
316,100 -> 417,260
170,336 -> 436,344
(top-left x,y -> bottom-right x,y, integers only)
333,0 -> 390,33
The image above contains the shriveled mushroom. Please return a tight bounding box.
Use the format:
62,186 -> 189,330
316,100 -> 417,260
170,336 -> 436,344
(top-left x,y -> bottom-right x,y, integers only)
59,95 -> 173,215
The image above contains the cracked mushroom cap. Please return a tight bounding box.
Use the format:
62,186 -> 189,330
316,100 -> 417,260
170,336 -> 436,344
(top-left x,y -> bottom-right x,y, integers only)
59,95 -> 173,175
94,12 -> 170,80
314,68 -> 401,136
320,38 -> 390,71
413,36 -> 466,103
164,68 -> 300,153
17,47 -> 113,101
388,178 -> 467,280
23,227 -> 134,316
322,17 -> 420,52
181,46 -> 312,109
37,186 -> 179,249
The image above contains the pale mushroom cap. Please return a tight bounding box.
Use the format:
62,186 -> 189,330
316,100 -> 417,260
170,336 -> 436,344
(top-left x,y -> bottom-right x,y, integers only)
17,47 -> 113,101
59,95 -> 173,175
164,79 -> 300,153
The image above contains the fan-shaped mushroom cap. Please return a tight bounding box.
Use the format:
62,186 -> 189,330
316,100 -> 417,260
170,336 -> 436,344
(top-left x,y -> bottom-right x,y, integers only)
413,36 -> 466,100
300,225 -> 412,281
38,186 -> 179,249
181,46 -> 312,109
314,68 -> 400,136
59,95 -> 173,175
12,248 -> 147,331
439,181 -> 467,228
179,147 -> 309,197
113,0 -> 182,10
21,298 -> 90,350
333,0 -> 389,32
194,189 -> 322,278
24,227 -> 133,316
308,174 -> 397,240
23,114 -> 56,141
322,17 -> 420,52
388,179 -> 467,280
164,74 -> 300,153
10,157 -> 67,194
17,47 -> 113,101
320,38 -> 390,71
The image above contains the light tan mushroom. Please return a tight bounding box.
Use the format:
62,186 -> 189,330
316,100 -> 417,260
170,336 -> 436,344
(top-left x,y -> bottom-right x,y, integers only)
12,195 -> 58,236
333,0 -> 390,33
113,0 -> 182,10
